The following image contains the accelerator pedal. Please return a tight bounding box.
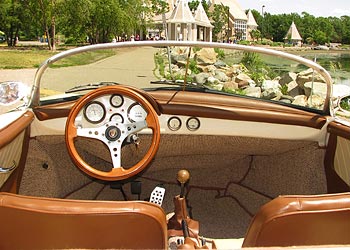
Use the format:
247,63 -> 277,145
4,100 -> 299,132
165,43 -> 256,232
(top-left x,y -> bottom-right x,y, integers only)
149,185 -> 166,206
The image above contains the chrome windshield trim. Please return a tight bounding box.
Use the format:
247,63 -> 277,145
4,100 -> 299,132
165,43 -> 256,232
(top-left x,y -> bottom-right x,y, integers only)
29,41 -> 333,114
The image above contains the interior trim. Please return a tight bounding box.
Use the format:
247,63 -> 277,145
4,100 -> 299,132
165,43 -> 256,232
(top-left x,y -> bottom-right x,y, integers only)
0,111 -> 34,149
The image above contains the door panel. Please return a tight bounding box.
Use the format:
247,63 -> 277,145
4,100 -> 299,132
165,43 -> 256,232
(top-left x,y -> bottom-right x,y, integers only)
0,111 -> 33,192
325,122 -> 350,192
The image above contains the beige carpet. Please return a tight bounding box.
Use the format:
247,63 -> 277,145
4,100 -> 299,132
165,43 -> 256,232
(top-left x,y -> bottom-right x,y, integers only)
19,135 -> 327,239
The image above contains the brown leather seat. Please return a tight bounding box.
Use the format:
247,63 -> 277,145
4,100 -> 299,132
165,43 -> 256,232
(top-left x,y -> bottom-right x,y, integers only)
0,192 -> 167,249
242,193 -> 350,247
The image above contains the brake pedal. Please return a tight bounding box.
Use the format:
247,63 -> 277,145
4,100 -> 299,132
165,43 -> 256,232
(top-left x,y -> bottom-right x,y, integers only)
150,186 -> 165,206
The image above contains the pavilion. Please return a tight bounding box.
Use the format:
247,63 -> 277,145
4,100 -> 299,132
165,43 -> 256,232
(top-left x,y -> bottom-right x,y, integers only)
284,21 -> 302,46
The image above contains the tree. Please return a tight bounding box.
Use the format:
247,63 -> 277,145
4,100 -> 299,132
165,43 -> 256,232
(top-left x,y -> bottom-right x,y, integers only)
0,0 -> 26,46
210,4 -> 229,42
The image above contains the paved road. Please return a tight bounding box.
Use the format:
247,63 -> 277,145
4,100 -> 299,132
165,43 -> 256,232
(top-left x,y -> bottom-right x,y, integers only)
0,46 -> 158,92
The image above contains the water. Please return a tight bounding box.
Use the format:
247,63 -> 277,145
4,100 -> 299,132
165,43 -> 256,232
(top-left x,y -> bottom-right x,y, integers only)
296,51 -> 350,87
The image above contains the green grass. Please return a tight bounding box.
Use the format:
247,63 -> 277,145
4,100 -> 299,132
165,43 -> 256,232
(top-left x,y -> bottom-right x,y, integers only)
0,49 -> 57,69
50,50 -> 116,68
0,48 -> 116,69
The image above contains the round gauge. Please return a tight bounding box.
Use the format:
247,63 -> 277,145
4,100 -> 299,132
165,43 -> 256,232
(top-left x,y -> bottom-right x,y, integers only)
110,94 -> 124,108
110,113 -> 124,123
167,117 -> 182,131
84,101 -> 106,124
128,103 -> 148,122
186,117 -> 200,131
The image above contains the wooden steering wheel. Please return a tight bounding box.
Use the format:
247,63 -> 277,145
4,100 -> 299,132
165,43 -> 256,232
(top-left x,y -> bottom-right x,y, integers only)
65,85 -> 160,181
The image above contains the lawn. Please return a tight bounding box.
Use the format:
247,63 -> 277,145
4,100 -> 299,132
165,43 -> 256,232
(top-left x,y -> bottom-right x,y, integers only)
0,49 -> 57,69
0,47 -> 116,69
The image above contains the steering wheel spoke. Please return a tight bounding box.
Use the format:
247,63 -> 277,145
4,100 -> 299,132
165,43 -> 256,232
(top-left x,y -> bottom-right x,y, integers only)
76,125 -> 107,140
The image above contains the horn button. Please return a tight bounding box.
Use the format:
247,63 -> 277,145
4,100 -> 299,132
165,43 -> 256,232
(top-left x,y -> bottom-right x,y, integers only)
105,126 -> 121,141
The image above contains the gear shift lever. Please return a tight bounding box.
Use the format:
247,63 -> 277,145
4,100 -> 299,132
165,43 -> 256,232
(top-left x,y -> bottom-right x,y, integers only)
168,169 -> 199,238
177,169 -> 190,198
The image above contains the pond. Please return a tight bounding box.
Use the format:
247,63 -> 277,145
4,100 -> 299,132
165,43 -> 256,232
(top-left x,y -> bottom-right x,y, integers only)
295,51 -> 350,87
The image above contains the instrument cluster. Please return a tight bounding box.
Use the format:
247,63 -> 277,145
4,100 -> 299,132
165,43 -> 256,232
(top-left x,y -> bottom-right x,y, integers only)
82,94 -> 147,126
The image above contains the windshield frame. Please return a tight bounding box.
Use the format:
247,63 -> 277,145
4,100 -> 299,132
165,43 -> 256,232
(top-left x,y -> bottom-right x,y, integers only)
29,41 -> 333,115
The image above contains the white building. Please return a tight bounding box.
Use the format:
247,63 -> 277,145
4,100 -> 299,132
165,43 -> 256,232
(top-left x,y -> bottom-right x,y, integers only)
284,21 -> 302,46
151,0 -> 257,42
152,0 -> 213,42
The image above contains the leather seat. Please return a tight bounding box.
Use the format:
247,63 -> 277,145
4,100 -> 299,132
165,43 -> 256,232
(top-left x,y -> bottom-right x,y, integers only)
0,192 -> 167,249
242,193 -> 350,247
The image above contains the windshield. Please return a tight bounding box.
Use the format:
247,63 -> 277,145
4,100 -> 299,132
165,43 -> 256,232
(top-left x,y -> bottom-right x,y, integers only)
34,41 -> 333,114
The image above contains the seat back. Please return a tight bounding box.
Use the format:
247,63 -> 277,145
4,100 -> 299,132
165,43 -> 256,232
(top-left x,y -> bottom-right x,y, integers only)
0,192 -> 167,249
242,193 -> 350,247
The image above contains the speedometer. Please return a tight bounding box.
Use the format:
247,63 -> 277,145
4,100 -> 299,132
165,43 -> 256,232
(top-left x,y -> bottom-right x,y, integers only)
83,101 -> 106,124
128,103 -> 147,122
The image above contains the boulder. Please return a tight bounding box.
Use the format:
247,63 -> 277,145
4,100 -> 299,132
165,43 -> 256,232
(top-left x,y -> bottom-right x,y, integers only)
279,72 -> 297,85
245,86 -> 261,98
194,72 -> 210,84
223,81 -> 239,92
307,95 -> 325,109
261,80 -> 282,99
296,68 -> 326,88
207,76 -> 219,84
214,60 -> 227,68
287,80 -> 300,97
235,73 -> 252,87
196,48 -> 217,65
214,70 -> 229,82
304,81 -> 327,99
292,95 -> 308,107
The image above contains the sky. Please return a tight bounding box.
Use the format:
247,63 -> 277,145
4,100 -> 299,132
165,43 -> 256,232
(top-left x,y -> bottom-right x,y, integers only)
239,0 -> 350,17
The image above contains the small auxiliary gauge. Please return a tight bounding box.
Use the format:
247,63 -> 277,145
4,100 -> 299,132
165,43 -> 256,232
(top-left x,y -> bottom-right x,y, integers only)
186,117 -> 200,131
110,94 -> 124,108
83,101 -> 106,124
167,117 -> 182,131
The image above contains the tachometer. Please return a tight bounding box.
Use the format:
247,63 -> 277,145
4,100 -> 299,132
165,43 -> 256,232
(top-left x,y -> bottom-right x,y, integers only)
128,103 -> 147,122
83,101 -> 106,124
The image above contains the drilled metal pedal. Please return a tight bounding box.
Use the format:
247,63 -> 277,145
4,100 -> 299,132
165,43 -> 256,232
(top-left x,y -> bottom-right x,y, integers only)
150,186 -> 165,206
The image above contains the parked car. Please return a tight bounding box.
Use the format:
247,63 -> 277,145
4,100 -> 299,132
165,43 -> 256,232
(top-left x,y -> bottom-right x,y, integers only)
1,41 -> 350,249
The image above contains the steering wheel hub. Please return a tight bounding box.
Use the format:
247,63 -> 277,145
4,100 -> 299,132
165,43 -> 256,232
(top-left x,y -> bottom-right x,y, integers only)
105,126 -> 121,141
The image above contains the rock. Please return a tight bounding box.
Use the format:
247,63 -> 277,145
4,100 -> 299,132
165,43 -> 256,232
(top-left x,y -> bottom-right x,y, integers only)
262,80 -> 281,92
207,76 -> 219,84
304,81 -> 327,99
292,95 -> 308,107
279,72 -> 297,85
197,64 -> 217,73
280,98 -> 292,104
261,80 -> 282,100
307,95 -> 325,109
212,83 -> 224,91
245,86 -> 261,98
235,73 -> 252,87
214,70 -> 229,82
171,53 -> 187,64
214,60 -> 227,68
194,72 -> 210,84
287,80 -> 300,96
196,48 -> 217,65
223,81 -> 239,92
296,68 -> 326,88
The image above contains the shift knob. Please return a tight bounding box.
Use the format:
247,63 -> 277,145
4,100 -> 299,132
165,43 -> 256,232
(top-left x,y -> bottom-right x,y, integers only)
177,169 -> 190,184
